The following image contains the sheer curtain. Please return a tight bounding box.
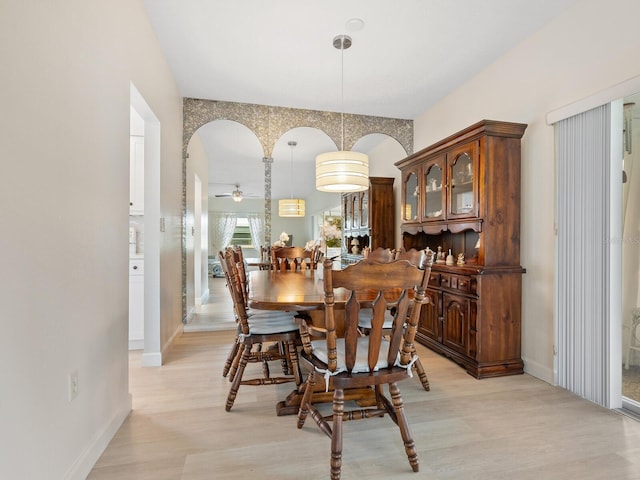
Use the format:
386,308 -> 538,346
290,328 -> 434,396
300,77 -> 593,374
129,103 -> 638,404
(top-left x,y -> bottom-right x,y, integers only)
209,212 -> 237,255
247,213 -> 265,250
555,104 -> 612,406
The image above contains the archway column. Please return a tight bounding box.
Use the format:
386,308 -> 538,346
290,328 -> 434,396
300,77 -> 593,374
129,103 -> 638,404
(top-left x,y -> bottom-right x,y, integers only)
263,156 -> 273,245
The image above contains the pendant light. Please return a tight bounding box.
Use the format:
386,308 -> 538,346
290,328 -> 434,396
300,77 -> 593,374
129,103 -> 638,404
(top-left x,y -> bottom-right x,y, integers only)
278,141 -> 306,217
316,34 -> 369,193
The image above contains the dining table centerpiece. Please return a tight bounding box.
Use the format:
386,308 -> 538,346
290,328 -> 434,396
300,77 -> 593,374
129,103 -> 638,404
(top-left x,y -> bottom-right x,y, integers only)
273,231 -> 290,248
320,218 -> 342,259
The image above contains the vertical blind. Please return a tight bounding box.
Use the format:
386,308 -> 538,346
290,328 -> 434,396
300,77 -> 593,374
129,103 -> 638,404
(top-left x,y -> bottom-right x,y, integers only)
555,104 -> 611,406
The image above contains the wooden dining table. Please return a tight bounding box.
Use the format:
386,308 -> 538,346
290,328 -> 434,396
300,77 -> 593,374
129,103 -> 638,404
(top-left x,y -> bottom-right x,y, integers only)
249,268 -> 336,311
247,268 -> 392,415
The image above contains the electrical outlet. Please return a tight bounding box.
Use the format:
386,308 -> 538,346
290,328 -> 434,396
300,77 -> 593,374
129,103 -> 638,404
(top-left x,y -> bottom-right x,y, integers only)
68,370 -> 79,402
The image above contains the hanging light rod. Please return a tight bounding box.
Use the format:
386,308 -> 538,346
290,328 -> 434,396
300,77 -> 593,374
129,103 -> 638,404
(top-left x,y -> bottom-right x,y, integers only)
316,34 -> 369,193
279,140 -> 306,217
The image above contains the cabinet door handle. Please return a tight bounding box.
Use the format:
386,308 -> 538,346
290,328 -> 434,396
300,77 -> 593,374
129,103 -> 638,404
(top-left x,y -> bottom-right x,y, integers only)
459,281 -> 467,288
132,265 -> 138,270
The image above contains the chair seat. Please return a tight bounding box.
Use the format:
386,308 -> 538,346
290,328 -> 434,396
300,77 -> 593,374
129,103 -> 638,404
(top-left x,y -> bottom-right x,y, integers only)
247,311 -> 299,335
310,336 -> 393,373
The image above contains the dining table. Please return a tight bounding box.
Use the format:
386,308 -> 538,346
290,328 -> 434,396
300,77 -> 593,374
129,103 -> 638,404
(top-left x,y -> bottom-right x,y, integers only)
244,257 -> 272,270
247,267 -> 394,415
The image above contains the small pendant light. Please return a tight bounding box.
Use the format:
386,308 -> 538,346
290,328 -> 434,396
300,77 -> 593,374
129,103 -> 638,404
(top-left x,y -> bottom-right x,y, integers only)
316,34 -> 369,193
279,141 -> 306,217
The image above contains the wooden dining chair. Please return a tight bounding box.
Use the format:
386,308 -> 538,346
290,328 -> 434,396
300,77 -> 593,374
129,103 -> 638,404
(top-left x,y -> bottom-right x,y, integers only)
357,248 -> 432,391
395,247 -> 425,266
221,246 -> 298,381
230,245 -> 250,305
259,245 -> 272,270
271,245 -> 319,272
218,249 -> 303,412
366,246 -> 395,262
296,256 -> 432,479
220,246 -> 248,380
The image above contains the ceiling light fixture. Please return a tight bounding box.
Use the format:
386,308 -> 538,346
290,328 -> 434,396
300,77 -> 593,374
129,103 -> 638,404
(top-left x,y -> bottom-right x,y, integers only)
231,185 -> 243,202
316,34 -> 369,193
279,141 -> 306,217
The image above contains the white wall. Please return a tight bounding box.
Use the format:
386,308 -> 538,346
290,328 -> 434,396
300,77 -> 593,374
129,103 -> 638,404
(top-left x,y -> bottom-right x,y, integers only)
412,0 -> 640,383
208,197 -> 318,247
0,1 -> 183,478
186,132 -> 209,318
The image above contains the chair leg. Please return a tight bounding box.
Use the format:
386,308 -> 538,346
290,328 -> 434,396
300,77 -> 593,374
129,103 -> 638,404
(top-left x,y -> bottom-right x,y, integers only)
227,341 -> 243,382
222,340 -> 240,378
285,340 -> 302,386
389,382 -> 419,472
297,370 -> 317,429
279,341 -> 292,375
330,388 -> 345,480
412,354 -> 430,391
226,344 -> 250,412
256,343 -> 271,379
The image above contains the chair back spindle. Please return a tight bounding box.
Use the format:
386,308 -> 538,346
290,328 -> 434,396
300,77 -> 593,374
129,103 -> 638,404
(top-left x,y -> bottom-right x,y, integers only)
271,245 -> 320,271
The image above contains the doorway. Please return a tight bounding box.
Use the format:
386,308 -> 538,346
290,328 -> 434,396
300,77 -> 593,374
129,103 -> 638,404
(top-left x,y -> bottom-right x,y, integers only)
130,83 -> 162,367
622,94 -> 640,415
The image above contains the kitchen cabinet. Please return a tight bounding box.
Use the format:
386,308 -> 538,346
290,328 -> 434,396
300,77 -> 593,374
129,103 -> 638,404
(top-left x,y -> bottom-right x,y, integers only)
396,120 -> 527,378
128,257 -> 144,350
341,177 -> 394,266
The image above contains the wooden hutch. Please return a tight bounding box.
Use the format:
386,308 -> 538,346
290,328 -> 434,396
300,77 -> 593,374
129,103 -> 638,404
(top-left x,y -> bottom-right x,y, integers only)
395,120 -> 527,378
341,177 -> 394,266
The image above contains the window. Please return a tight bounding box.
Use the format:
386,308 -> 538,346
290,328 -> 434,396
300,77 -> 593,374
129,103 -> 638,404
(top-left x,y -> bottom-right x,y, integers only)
231,217 -> 253,247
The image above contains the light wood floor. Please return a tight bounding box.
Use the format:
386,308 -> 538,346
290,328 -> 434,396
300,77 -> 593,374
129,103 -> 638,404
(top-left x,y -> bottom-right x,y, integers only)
89,321 -> 640,479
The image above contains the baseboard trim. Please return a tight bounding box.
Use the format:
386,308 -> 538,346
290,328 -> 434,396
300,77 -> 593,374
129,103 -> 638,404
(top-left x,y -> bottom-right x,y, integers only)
140,323 -> 182,367
185,306 -> 195,323
63,394 -> 132,480
161,323 -> 182,361
128,338 -> 144,350
141,351 -> 161,367
200,288 -> 210,305
522,355 -> 553,384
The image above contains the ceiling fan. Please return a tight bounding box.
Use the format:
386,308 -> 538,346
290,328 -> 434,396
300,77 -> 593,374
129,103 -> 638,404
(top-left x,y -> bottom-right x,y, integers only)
213,184 -> 260,202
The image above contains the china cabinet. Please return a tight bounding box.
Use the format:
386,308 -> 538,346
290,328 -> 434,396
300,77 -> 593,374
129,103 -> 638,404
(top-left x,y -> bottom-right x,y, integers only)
396,120 -> 527,378
341,177 -> 394,266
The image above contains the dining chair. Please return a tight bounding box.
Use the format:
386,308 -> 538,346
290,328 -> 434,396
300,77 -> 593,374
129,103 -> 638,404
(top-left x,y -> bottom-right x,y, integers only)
271,245 -> 319,272
357,248 -> 432,391
220,247 -> 247,380
219,249 -> 303,412
395,247 -> 425,266
221,246 -> 297,381
259,245 -> 272,270
296,255 -> 432,479
365,246 -> 395,262
230,245 -> 250,305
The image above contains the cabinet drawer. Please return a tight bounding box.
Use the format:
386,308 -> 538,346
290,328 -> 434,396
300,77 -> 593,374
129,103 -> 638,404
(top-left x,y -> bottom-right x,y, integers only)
440,273 -> 472,294
428,272 -> 440,287
129,259 -> 144,275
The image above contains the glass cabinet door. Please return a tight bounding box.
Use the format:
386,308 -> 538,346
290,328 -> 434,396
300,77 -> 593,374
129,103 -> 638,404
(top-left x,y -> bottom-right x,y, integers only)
423,156 -> 445,220
360,191 -> 369,228
448,141 -> 478,218
403,171 -> 419,222
344,194 -> 351,230
352,194 -> 360,229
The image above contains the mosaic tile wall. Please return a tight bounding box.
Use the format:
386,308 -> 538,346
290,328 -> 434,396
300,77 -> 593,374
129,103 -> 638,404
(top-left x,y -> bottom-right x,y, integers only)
181,97 -> 413,321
